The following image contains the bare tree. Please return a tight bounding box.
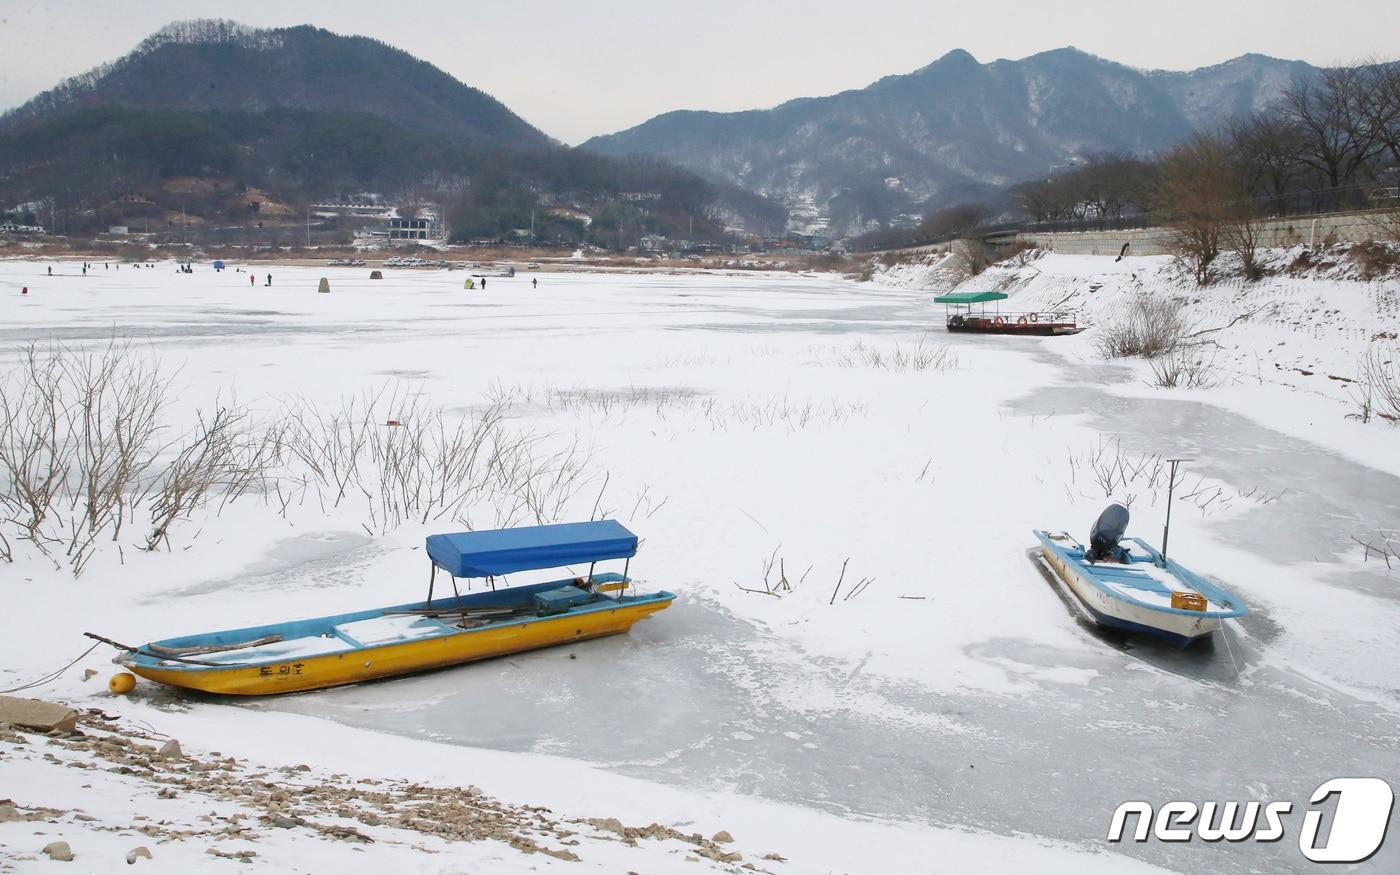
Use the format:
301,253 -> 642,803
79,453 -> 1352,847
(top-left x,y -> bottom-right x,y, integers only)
1014,156 -> 1154,224
1225,111 -> 1307,214
1081,152 -> 1156,219
1280,68 -> 1385,205
919,202 -> 988,238
1358,61 -> 1400,169
1155,133 -> 1236,284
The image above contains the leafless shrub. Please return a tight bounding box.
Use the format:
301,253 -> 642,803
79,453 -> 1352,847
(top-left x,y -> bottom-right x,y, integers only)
0,343 -> 73,559
1221,215 -> 1266,281
1064,436 -> 1278,514
1349,343 -> 1400,424
277,385 -> 601,535
951,238 -> 993,278
0,338 -> 174,573
63,341 -> 171,568
1094,295 -> 1190,359
544,384 -> 866,433
0,340 -> 605,574
733,551 -> 873,604
1148,346 -> 1222,389
835,337 -> 957,372
993,240 -> 1038,265
733,546 -> 809,598
144,405 -> 267,552
1352,531 -> 1398,570
1346,241 -> 1400,281
1374,204 -> 1400,247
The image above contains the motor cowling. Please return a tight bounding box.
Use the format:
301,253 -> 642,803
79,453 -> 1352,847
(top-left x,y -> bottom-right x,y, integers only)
1087,503 -> 1129,562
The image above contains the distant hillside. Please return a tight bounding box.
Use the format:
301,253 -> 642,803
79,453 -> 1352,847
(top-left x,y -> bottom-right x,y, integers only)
0,20 -> 783,244
582,49 -> 1317,235
0,20 -> 549,149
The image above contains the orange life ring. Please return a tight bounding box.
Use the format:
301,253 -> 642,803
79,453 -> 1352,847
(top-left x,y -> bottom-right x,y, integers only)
1017,315 -> 1029,326
1029,312 -> 1039,323
993,316 -> 1006,326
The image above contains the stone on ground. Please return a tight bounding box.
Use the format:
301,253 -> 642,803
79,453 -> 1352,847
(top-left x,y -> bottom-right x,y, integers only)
0,696 -> 78,733
42,840 -> 74,861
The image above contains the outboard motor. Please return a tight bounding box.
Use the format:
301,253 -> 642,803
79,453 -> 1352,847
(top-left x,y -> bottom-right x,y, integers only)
1087,503 -> 1130,562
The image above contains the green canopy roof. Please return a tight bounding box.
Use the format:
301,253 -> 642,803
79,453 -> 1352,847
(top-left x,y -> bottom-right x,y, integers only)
933,291 -> 1008,304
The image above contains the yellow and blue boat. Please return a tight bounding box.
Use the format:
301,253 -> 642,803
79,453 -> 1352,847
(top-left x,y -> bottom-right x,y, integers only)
96,520 -> 674,696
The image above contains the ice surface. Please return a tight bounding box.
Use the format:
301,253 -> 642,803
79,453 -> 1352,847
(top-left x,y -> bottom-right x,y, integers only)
3,258 -> 1397,874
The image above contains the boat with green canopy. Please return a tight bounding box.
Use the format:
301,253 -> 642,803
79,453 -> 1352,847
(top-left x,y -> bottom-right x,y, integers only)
933,291 -> 1083,336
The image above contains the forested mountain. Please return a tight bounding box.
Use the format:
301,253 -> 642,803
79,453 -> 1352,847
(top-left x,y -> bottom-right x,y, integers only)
0,20 -> 782,244
1,20 -> 548,148
583,49 -> 1318,234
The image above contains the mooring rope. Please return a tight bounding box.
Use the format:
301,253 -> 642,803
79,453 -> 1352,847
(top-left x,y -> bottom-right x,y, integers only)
0,641 -> 102,695
1219,620 -> 1242,680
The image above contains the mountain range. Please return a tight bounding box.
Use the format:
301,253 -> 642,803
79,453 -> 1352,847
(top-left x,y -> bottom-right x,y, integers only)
582,48 -> 1316,235
1,21 -> 1322,241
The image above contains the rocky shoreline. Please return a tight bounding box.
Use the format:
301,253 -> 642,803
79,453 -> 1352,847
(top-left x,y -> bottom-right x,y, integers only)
0,696 -> 775,872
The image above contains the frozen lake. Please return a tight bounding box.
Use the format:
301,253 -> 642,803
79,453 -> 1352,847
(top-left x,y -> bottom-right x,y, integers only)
5,262 -> 1398,873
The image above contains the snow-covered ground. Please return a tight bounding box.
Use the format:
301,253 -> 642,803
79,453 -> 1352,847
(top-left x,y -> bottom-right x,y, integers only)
878,246 -> 1400,476
1,257 -> 1397,873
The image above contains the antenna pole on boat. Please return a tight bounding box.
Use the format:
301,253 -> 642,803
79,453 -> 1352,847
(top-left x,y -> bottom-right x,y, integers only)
1162,458 -> 1193,563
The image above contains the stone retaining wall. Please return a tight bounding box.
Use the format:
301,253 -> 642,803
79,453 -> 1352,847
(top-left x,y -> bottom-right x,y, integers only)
1019,209 -> 1399,257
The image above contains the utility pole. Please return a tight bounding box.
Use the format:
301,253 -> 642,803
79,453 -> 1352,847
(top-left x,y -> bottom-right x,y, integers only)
1161,458 -> 1193,563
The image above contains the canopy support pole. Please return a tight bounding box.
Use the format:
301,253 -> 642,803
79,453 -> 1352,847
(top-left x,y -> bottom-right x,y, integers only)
451,573 -> 463,602
427,562 -> 437,607
621,557 -> 630,595
587,561 -> 596,593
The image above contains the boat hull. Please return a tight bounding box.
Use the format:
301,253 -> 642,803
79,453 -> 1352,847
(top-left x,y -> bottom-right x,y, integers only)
946,321 -> 1083,336
1036,536 -> 1225,648
119,586 -> 673,696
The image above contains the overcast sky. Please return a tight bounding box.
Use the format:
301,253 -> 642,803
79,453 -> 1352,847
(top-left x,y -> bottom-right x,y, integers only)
2,0 -> 1397,144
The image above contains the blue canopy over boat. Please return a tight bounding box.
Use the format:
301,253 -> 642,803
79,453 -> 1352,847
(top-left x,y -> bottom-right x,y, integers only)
426,520 -> 638,578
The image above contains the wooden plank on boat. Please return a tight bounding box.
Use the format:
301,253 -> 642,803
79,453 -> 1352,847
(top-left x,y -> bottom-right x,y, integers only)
147,635 -> 283,657
382,606 -> 523,618
83,632 -> 232,667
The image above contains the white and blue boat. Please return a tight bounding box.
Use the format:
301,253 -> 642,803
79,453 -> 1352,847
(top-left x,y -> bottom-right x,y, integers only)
1034,504 -> 1247,647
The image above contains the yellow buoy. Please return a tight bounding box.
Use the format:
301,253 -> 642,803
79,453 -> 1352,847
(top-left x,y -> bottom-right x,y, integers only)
108,672 -> 136,695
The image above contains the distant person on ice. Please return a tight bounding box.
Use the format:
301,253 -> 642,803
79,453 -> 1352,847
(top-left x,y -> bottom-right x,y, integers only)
47,266 -> 51,276
250,275 -> 256,286
481,277 -> 487,289
532,277 -> 537,288
265,273 -> 272,287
